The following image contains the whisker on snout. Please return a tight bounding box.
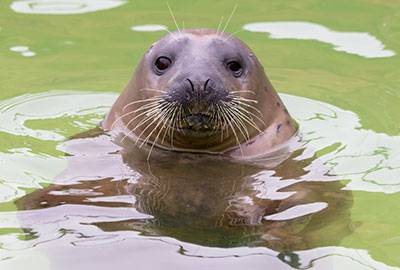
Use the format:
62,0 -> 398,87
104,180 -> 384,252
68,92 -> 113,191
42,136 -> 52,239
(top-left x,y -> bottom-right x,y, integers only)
116,87 -> 265,160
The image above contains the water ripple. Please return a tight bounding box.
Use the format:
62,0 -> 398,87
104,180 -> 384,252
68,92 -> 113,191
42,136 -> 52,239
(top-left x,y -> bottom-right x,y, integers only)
0,90 -> 399,270
243,21 -> 395,58
0,89 -> 399,207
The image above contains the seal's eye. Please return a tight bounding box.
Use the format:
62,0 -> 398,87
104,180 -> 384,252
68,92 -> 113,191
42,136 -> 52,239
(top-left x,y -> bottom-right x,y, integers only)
154,56 -> 172,74
226,61 -> 243,77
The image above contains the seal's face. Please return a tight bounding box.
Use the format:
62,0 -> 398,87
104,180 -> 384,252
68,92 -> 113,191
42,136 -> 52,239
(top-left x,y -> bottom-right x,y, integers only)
146,32 -> 247,137
104,29 -> 296,155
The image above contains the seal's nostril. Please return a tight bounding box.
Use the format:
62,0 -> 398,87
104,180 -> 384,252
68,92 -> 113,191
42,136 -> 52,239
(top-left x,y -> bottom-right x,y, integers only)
204,79 -> 211,92
186,78 -> 195,92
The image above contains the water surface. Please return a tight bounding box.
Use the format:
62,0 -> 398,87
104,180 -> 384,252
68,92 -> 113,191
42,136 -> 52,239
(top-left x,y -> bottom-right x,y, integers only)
1,1 -> 400,269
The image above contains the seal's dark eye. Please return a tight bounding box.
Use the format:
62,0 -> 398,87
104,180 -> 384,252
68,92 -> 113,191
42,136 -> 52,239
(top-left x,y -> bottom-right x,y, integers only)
226,61 -> 243,77
154,56 -> 172,74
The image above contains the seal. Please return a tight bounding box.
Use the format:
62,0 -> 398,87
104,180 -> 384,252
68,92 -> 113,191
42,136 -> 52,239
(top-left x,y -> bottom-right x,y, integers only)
13,29 -> 353,267
102,29 -> 297,159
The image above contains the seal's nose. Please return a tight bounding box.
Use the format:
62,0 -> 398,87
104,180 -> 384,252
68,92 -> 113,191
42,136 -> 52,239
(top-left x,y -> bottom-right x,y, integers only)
166,74 -> 228,105
186,78 -> 211,93
184,77 -> 226,104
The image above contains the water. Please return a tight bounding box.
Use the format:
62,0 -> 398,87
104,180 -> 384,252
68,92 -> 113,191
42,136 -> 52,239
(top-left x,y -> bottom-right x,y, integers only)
1,1 -> 400,269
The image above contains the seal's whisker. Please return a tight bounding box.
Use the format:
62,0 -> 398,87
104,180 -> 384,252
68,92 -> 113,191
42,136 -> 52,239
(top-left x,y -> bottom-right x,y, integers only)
160,107 -> 174,144
234,101 -> 265,120
167,2 -> 181,34
170,105 -> 183,146
205,103 -> 212,116
120,106 -> 164,143
170,105 -> 180,145
227,104 -> 263,133
208,105 -> 219,133
214,109 -> 225,142
161,105 -> 179,146
216,106 -> 227,142
218,108 -> 230,140
121,102 -> 170,142
230,107 -> 255,140
221,4 -> 238,34
135,110 -> 168,148
160,113 -> 172,145
113,101 -> 163,130
235,105 -> 267,128
136,103 -> 173,134
123,97 -> 164,111
221,104 -> 250,141
223,29 -> 244,42
125,103 -> 165,128
230,96 -> 259,104
132,100 -> 168,113
139,88 -> 167,94
146,105 -> 177,159
123,96 -> 164,108
221,103 -> 249,140
160,104 -> 178,140
230,113 -> 250,141
136,103 -> 176,147
177,105 -> 187,134
235,114 -> 260,136
231,99 -> 264,117
110,110 -> 136,130
143,104 -> 176,149
235,110 -> 263,134
164,28 -> 179,41
216,16 -> 225,35
230,102 -> 264,123
219,106 -> 244,149
230,90 -> 256,95
217,104 -> 244,156
176,106 -> 183,132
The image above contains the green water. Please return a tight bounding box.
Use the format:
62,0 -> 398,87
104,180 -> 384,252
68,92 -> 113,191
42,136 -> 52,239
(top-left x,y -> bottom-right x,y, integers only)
1,0 -> 400,269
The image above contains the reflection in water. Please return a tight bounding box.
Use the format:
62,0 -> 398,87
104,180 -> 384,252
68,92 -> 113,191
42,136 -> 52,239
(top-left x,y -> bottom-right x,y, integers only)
9,46 -> 36,57
243,21 -> 395,58
131,24 -> 168,32
0,90 -> 398,269
284,95 -> 400,194
11,133 -> 352,269
10,0 -> 128,15
1,91 -> 399,194
16,135 -> 353,253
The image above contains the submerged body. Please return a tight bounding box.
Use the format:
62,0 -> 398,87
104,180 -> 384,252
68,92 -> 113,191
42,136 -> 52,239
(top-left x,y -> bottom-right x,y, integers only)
17,132 -> 352,252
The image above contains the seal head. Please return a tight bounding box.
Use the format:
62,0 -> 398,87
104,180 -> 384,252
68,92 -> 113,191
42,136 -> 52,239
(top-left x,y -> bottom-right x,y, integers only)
103,29 -> 297,157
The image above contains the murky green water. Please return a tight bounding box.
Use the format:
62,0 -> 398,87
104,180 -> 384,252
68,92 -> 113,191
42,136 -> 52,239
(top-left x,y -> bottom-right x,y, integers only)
1,0 -> 400,269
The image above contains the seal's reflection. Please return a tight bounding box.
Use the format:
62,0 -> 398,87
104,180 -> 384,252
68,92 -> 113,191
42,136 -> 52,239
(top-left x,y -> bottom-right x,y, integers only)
17,136 -> 353,253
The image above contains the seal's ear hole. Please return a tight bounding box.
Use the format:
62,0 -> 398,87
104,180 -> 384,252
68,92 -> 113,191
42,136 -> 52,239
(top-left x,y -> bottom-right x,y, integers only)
226,61 -> 243,77
154,56 -> 172,75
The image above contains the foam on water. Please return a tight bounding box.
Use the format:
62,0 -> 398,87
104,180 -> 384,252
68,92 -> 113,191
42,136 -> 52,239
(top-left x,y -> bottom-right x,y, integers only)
243,21 -> 395,58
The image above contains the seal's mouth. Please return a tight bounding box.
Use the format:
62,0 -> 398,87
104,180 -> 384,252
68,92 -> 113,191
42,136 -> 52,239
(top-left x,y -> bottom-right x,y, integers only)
181,113 -> 214,132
